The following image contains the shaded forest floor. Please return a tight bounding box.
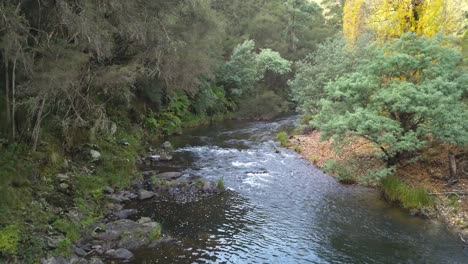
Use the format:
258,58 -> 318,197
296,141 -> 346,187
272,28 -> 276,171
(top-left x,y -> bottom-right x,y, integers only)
291,131 -> 468,240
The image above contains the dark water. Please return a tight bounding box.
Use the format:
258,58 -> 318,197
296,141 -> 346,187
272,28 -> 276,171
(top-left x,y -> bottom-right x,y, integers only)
131,116 -> 467,263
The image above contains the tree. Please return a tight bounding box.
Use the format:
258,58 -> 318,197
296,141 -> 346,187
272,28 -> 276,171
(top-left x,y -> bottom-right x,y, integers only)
290,34 -> 376,114
343,0 -> 467,42
218,40 -> 291,98
313,33 -> 468,165
0,2 -> 32,140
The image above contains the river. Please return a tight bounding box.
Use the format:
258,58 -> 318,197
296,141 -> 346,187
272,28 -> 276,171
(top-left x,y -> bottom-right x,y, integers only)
129,116 -> 467,263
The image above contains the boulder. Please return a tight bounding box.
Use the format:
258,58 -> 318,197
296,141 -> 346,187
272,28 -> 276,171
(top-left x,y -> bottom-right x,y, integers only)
155,172 -> 183,180
138,189 -> 155,200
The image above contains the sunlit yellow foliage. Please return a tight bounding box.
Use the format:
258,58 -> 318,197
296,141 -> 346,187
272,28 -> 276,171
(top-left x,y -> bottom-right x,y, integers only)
343,0 -> 467,42
343,0 -> 366,42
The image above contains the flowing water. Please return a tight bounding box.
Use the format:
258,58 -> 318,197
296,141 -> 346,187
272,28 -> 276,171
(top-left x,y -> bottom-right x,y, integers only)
130,116 -> 467,263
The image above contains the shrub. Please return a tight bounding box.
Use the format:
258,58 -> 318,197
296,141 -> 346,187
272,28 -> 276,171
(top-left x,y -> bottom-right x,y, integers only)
277,132 -> 289,147
0,225 -> 20,255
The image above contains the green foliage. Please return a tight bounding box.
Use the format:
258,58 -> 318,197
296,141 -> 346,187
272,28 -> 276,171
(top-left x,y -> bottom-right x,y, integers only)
294,145 -> 302,153
299,33 -> 468,165
0,145 -> 34,223
381,176 -> 434,209
237,90 -> 289,120
52,219 -> 80,243
219,40 -> 291,98
290,36 -> 368,114
277,132 -> 289,147
0,225 -> 20,255
323,159 -> 356,184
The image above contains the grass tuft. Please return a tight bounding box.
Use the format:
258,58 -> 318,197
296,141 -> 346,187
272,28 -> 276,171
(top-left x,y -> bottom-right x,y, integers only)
381,176 -> 434,209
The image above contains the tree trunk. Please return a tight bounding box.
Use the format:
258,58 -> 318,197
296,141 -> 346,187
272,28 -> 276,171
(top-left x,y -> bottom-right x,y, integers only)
32,96 -> 46,152
449,151 -> 457,181
5,59 -> 10,130
11,56 -> 17,141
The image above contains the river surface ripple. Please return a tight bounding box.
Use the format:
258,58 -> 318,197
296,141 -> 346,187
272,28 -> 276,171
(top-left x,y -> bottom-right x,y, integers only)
131,116 -> 467,264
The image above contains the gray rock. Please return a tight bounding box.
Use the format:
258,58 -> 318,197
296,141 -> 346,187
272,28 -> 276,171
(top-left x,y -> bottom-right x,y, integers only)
155,172 -> 183,180
69,256 -> 88,264
41,256 -> 69,264
73,245 -> 87,257
107,193 -> 130,203
88,258 -> 104,264
108,248 -> 134,260
114,209 -> 138,219
161,141 -> 173,150
92,229 -> 121,241
90,150 -> 101,162
202,182 -> 212,192
138,189 -> 155,200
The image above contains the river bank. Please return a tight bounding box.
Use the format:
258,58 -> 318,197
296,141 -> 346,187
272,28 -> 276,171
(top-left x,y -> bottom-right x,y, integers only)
289,130 -> 468,243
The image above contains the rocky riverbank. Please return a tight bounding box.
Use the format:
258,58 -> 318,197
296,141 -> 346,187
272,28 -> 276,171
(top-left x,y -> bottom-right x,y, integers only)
0,136 -> 224,263
288,131 -> 468,246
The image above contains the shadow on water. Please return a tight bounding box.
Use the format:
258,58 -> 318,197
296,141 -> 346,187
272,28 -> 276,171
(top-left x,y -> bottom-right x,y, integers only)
128,116 -> 467,263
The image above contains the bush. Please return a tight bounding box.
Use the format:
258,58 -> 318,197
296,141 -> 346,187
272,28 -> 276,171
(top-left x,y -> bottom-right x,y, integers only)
381,176 -> 434,209
0,225 -> 20,255
277,132 -> 289,147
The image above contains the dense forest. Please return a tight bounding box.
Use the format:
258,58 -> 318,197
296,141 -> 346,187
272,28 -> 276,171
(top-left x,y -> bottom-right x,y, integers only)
0,0 -> 467,262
